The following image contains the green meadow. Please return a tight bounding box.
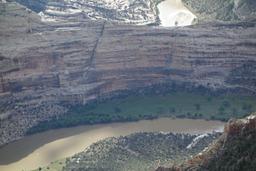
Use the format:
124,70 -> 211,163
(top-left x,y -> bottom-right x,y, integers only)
27,91 -> 256,134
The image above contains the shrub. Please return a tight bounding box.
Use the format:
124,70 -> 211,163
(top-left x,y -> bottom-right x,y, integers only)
218,106 -> 225,114
222,101 -> 230,108
195,104 -> 201,110
169,107 -> 176,113
114,107 -> 121,113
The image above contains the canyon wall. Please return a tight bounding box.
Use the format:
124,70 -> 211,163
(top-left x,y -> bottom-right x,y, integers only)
0,2 -> 256,146
157,113 -> 256,171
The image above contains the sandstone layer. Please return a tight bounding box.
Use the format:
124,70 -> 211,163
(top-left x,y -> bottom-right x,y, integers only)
0,2 -> 256,146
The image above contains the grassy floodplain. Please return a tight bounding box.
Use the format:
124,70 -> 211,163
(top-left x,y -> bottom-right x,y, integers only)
27,91 -> 256,134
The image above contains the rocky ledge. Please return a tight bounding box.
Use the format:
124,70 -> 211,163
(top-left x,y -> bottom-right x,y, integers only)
157,113 -> 256,171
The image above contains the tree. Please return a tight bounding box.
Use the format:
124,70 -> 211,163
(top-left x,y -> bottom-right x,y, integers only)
114,107 -> 121,113
211,115 -> 216,120
186,112 -> 191,117
222,101 -> 230,108
242,103 -> 252,113
218,106 -> 225,114
232,108 -> 238,115
207,97 -> 212,102
169,107 -> 176,113
195,104 -> 201,110
157,107 -> 164,114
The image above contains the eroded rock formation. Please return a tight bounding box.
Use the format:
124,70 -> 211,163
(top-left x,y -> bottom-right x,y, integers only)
156,113 -> 256,171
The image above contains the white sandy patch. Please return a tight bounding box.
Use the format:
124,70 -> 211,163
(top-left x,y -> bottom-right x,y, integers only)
186,133 -> 209,149
157,0 -> 196,27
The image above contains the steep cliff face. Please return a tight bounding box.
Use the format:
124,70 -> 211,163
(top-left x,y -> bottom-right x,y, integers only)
157,113 -> 256,171
182,0 -> 256,22
0,2 -> 256,146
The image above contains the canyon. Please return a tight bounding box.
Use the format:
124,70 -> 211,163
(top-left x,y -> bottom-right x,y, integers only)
0,0 -> 256,147
0,1 -> 256,171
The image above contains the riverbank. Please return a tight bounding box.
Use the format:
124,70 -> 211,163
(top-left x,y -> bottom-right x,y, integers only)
27,91 -> 256,135
0,118 -> 224,171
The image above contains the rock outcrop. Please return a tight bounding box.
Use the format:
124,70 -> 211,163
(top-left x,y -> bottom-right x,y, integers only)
156,113 -> 256,171
15,0 -> 163,25
0,2 -> 256,146
182,0 -> 256,22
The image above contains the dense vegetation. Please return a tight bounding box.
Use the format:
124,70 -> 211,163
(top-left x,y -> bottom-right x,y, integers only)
27,89 -> 256,134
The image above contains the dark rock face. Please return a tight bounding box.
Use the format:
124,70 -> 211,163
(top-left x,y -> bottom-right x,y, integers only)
0,2 -> 256,146
157,113 -> 256,171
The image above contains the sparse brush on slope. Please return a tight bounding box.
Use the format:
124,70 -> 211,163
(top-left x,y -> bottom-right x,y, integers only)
157,113 -> 256,171
182,0 -> 256,22
62,132 -> 220,171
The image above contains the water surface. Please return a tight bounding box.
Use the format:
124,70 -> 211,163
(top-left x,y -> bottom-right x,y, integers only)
0,118 -> 224,171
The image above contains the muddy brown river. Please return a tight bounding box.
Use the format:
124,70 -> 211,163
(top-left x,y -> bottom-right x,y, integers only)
0,118 -> 224,171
